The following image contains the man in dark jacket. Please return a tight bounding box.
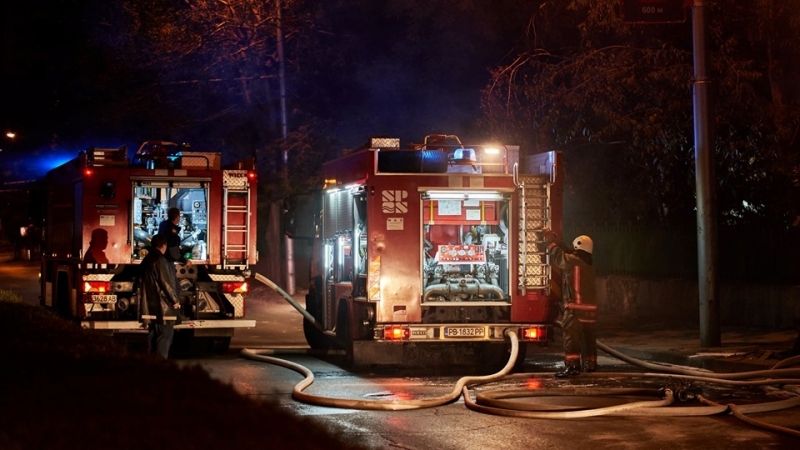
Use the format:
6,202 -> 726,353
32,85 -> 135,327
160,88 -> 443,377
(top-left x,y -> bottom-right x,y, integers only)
543,229 -> 597,377
141,233 -> 181,359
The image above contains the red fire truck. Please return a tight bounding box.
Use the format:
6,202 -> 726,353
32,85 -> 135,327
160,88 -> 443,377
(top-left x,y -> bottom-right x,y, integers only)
293,135 -> 563,368
40,141 -> 258,351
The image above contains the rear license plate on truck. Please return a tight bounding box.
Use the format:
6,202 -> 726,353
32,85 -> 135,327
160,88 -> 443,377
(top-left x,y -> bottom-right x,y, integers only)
444,326 -> 486,338
91,295 -> 117,304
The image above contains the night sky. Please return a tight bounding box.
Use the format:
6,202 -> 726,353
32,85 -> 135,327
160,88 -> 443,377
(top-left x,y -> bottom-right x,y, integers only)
1,1 -> 531,182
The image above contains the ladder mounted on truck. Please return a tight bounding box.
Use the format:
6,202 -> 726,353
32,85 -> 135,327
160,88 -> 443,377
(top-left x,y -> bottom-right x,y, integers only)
222,171 -> 252,268
516,172 -> 552,296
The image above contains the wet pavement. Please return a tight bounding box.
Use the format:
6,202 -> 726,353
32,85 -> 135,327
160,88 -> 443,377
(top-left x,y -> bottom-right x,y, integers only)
592,317 -> 798,373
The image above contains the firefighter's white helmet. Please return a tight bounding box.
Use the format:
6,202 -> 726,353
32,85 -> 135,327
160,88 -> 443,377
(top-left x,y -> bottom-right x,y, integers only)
572,235 -> 593,254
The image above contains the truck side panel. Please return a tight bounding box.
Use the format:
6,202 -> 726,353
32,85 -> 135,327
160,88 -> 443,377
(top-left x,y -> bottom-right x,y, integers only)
368,175 -> 424,324
80,168 -> 132,263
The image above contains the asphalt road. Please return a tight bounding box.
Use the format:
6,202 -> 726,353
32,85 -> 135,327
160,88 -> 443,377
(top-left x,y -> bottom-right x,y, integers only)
2,259 -> 798,449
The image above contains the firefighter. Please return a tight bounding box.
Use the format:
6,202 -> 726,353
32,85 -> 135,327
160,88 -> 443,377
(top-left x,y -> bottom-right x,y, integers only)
158,207 -> 192,267
542,229 -> 597,377
141,233 -> 182,359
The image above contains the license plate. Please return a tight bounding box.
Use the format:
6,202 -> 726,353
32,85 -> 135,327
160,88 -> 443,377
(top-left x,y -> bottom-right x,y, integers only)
444,326 -> 485,338
91,294 -> 117,304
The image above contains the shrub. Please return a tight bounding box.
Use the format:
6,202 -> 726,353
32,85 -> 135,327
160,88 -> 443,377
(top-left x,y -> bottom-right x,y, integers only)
0,289 -> 22,303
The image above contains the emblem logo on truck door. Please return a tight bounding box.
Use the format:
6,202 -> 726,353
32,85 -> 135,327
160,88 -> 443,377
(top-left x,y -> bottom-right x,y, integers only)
381,190 -> 408,214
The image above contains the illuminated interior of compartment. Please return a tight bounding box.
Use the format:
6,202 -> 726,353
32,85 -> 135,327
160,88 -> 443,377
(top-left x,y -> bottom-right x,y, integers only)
421,194 -> 510,303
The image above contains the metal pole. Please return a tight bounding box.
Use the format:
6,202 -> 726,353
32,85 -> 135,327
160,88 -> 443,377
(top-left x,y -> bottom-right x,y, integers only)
692,0 -> 720,346
277,0 -> 295,294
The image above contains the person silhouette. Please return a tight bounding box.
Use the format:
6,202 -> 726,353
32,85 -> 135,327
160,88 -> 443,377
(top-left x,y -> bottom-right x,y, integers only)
84,228 -> 110,264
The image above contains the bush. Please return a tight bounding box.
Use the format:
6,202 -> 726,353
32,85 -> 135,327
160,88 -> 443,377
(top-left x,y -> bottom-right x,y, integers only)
0,289 -> 22,303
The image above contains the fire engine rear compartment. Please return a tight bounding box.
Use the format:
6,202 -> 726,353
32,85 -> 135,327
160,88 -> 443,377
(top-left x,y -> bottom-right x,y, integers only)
303,138 -> 562,368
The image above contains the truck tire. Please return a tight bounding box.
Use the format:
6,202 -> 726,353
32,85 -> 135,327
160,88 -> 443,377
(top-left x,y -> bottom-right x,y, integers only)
208,336 -> 231,354
303,282 -> 333,350
335,301 -> 354,364
56,271 -> 71,318
303,318 -> 332,350
478,341 -> 528,373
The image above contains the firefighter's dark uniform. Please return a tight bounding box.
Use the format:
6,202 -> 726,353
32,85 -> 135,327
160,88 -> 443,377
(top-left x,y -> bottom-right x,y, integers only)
141,242 -> 181,359
548,240 -> 597,376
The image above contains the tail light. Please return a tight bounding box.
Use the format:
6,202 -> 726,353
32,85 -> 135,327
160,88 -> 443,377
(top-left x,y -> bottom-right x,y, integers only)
383,325 -> 410,340
221,282 -> 248,294
521,325 -> 546,341
83,281 -> 111,293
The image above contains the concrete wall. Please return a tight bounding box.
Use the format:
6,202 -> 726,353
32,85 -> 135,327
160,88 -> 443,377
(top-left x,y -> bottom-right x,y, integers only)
597,275 -> 800,329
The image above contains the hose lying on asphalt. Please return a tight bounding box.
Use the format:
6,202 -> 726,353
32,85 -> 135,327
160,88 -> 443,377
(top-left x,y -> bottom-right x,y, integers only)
247,273 -> 800,435
463,386 -> 678,418
241,330 -> 521,411
583,339 -> 800,437
242,337 -> 800,434
596,340 -> 800,380
242,333 -> 693,418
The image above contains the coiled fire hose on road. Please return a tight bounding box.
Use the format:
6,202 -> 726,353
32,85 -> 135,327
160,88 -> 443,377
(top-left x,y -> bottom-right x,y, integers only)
242,331 -> 521,410
245,273 -> 800,436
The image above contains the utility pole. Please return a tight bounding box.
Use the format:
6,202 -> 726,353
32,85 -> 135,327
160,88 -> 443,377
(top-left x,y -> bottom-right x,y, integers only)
277,0 -> 296,295
691,0 -> 720,347
621,0 -> 720,346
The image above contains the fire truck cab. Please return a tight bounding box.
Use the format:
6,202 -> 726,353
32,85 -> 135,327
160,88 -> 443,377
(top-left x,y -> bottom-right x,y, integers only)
40,141 -> 258,352
298,135 -> 563,368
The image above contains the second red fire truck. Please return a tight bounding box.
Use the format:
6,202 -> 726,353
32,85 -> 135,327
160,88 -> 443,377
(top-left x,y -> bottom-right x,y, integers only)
40,141 -> 258,351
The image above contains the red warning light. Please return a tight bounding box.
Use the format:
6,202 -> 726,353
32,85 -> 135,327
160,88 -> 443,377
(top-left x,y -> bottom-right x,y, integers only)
522,326 -> 546,341
383,325 -> 409,340
83,281 -> 110,293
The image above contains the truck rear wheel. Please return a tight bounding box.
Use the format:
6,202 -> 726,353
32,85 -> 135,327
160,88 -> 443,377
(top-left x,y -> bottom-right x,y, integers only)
208,336 -> 231,353
303,283 -> 333,350
335,301 -> 354,364
478,341 -> 528,373
303,318 -> 332,350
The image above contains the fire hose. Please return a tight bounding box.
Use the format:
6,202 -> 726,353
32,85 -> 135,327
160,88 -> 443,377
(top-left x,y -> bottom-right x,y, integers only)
244,273 -> 800,436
